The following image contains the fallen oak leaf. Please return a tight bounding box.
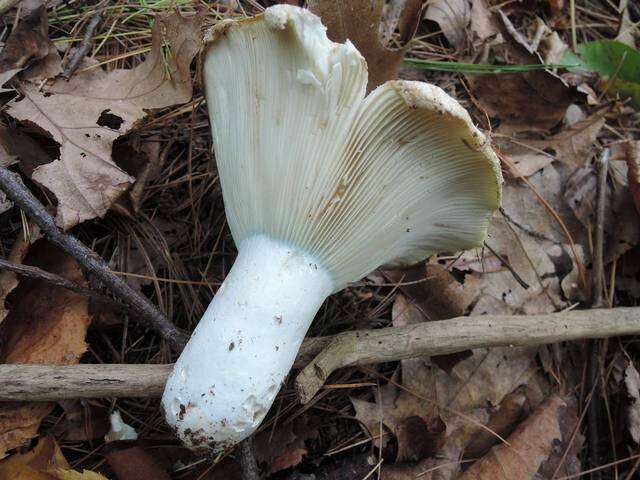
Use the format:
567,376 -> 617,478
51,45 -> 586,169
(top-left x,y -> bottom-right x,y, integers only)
0,6 -> 60,90
103,442 -> 170,480
308,0 -> 424,91
0,221 -> 41,325
0,436 -> 107,480
7,11 -> 204,229
468,11 -> 582,132
0,241 -> 92,458
458,395 -> 581,480
424,0 -> 470,50
619,140 -> 640,215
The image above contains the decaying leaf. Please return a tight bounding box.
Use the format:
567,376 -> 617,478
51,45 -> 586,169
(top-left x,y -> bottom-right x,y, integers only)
7,11 -> 204,229
53,401 -> 110,442
0,6 -> 60,90
308,0 -> 423,90
619,140 -> 640,215
458,161 -> 592,311
458,395 -> 580,479
385,264 -> 471,321
424,0 -> 470,49
0,242 -> 92,458
254,415 -> 320,475
0,222 -> 41,325
470,0 -> 498,42
352,295 -> 536,464
625,361 -> 640,443
103,443 -> 171,480
469,11 -> 581,132
564,159 -> 640,263
0,436 -> 107,480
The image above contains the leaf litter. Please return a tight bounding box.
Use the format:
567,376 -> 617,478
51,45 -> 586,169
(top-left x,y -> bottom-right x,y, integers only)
0,0 -> 638,478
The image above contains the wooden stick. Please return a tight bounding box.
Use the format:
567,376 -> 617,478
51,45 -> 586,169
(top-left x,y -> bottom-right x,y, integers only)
0,168 -> 187,351
294,306 -> 640,403
1,307 -> 639,402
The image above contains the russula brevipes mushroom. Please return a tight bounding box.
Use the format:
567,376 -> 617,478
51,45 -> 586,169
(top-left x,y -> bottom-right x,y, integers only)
162,5 -> 503,450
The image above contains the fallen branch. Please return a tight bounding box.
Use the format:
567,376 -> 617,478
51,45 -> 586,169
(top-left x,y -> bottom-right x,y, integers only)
0,307 -> 638,401
294,306 -> 640,403
0,168 -> 187,351
0,257 -> 127,311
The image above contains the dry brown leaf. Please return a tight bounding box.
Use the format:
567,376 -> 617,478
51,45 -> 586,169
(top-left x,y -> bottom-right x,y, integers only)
465,391 -> 527,457
424,0 -> 470,49
458,395 -> 579,480
0,242 -> 92,458
0,436 -> 107,480
469,11 -> 581,132
103,444 -> 171,480
254,416 -> 320,475
470,0 -> 498,41
0,6 -> 60,89
7,11 -> 203,229
352,296 -> 536,464
457,160 -> 592,311
619,140 -> 640,215
564,159 -> 640,263
52,401 -> 110,442
385,264 -> 470,321
308,0 -> 423,91
503,113 -> 604,178
0,222 -> 41,325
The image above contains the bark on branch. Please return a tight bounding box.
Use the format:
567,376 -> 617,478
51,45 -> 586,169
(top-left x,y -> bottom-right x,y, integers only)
0,307 -> 639,402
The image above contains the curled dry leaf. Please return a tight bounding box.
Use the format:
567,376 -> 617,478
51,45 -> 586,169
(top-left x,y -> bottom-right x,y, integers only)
384,264 -> 471,321
352,295 -> 536,464
0,242 -> 92,458
458,395 -> 581,480
0,436 -> 107,479
458,160 -> 593,311
0,222 -> 41,325
0,6 -> 60,90
53,401 -> 110,442
424,0 -> 471,49
103,443 -> 170,480
469,11 -> 581,132
308,0 -> 424,90
564,158 -> 640,263
503,112 -> 605,177
254,415 -> 320,475
619,140 -> 640,215
7,11 -> 204,229
470,0 -> 498,42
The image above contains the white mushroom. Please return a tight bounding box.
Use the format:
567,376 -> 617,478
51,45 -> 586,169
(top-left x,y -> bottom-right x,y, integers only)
162,5 -> 502,451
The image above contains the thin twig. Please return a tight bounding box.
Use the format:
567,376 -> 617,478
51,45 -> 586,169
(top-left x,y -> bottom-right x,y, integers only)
0,167 -> 187,351
483,241 -> 530,289
0,257 -> 127,311
62,6 -> 104,79
586,148 -> 610,480
1,307 -> 640,401
592,148 -> 609,308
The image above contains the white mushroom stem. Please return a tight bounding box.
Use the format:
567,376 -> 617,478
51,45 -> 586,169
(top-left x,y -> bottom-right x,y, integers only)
162,235 -> 333,450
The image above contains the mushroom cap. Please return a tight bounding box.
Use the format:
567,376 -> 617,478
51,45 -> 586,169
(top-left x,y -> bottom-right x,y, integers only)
203,5 -> 502,290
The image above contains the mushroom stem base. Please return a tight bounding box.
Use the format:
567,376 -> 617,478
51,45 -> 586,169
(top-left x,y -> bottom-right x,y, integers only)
161,234 -> 334,450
